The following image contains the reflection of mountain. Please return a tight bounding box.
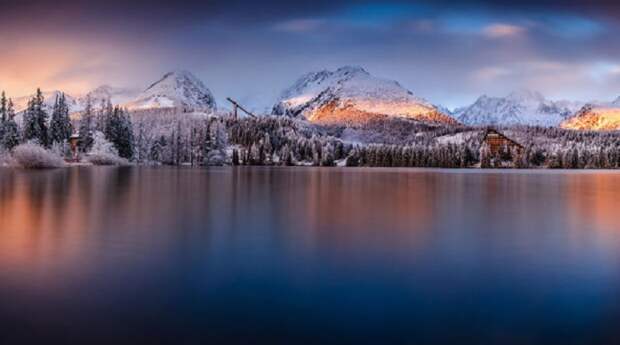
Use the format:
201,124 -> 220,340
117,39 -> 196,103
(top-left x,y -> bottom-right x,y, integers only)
296,169 -> 437,258
564,174 -> 620,233
2,168 -> 620,344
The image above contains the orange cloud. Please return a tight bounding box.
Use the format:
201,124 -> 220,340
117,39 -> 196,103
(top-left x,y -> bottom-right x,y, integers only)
0,32 -> 160,98
483,23 -> 526,38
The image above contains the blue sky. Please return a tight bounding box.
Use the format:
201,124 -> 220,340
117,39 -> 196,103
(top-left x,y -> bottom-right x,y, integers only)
1,0 -> 620,110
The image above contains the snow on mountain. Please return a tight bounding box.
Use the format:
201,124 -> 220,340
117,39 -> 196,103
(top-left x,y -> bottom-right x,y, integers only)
561,97 -> 620,130
123,70 -> 216,111
272,66 -> 457,125
10,71 -> 217,119
455,90 -> 583,127
13,90 -> 82,114
80,85 -> 139,108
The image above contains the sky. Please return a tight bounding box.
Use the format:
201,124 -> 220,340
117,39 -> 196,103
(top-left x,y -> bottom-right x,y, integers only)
1,0 -> 620,110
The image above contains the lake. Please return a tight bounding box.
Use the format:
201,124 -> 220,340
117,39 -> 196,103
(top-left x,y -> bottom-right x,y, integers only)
0,167 -> 619,344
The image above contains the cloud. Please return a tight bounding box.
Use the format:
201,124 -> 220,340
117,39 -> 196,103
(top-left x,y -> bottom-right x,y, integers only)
472,67 -> 513,82
587,62 -> 620,81
273,19 -> 325,33
409,19 -> 436,33
483,24 -> 527,38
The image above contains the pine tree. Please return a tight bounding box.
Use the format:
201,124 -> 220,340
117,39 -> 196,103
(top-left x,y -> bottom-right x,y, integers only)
0,91 -> 7,123
1,99 -> 20,150
150,136 -> 167,163
78,97 -> 95,152
232,149 -> 240,166
480,144 -> 492,168
103,106 -> 134,160
0,91 -> 7,143
22,89 -> 48,146
49,93 -> 73,145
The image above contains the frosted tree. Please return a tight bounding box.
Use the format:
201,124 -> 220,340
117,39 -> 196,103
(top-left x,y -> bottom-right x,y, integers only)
90,131 -> 118,156
321,142 -> 336,166
203,118 -> 228,165
0,91 -> 7,142
231,148 -> 240,165
0,91 -> 7,122
78,96 -> 95,152
104,106 -> 134,159
149,136 -> 167,163
479,144 -> 492,168
1,99 -> 20,150
49,93 -> 73,145
86,131 -> 129,165
22,89 -> 48,146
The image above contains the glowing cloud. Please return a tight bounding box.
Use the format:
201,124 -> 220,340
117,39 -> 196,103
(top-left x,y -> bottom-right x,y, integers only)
483,24 -> 526,38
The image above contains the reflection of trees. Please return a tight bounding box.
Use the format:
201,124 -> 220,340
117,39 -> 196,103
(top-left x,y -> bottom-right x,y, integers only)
0,168 -> 83,270
305,169 -> 436,257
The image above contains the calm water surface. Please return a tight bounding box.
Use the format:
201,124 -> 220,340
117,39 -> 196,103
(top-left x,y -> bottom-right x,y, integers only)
0,167 -> 619,344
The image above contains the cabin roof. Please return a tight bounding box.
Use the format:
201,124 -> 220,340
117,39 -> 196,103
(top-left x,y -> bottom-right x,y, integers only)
482,128 -> 524,149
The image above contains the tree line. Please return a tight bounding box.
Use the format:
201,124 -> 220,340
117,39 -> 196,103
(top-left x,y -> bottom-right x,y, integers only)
0,89 -> 135,160
4,89 -> 620,169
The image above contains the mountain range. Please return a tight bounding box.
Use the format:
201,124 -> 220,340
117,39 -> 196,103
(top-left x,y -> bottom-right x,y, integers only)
454,90 -> 584,127
9,67 -> 620,131
13,70 -> 216,115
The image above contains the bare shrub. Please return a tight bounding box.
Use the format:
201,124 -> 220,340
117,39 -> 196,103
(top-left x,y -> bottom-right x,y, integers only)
12,143 -> 65,169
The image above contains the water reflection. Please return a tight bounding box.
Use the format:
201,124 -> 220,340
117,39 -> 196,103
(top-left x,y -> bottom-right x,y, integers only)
0,167 -> 619,344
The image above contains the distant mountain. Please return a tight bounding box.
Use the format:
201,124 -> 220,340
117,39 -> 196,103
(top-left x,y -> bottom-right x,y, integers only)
123,70 -> 216,111
561,97 -> 620,130
272,66 -> 457,125
80,85 -> 139,109
13,90 -> 82,114
455,90 -> 583,127
10,71 -> 217,120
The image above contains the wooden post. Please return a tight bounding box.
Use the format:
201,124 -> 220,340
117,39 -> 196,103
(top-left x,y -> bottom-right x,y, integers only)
226,97 -> 257,119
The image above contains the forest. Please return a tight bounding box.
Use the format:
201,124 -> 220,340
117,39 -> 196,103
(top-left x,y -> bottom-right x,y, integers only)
2,89 -> 620,169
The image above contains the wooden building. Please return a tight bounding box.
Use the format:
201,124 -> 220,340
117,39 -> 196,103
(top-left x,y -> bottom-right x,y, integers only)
482,128 -> 524,155
68,133 -> 81,162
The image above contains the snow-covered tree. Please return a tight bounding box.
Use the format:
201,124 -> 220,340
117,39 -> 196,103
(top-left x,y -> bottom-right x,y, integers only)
1,99 -> 20,150
49,93 -> 72,145
78,96 -> 95,152
104,106 -> 134,159
22,89 -> 48,146
86,131 -> 128,165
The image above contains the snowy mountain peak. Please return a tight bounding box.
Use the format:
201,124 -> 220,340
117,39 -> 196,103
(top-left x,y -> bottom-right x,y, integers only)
12,90 -> 80,114
124,70 -> 217,111
333,65 -> 369,76
82,85 -> 138,108
456,91 -> 582,126
145,70 -> 197,90
561,96 -> 620,130
273,66 -> 457,125
506,89 -> 545,103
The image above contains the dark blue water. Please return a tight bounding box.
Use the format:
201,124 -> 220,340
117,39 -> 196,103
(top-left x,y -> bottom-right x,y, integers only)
0,167 -> 619,344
